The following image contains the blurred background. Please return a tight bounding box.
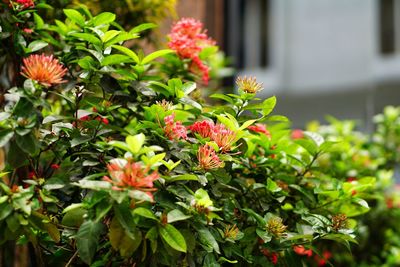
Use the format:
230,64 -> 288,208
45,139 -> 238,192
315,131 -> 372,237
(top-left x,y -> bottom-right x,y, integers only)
171,0 -> 400,129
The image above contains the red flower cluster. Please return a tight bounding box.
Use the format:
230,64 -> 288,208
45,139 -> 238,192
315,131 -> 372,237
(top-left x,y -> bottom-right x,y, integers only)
314,251 -> 332,267
189,120 -> 236,152
21,54 -> 67,87
50,164 -> 60,170
74,114 -> 109,127
10,0 -> 34,9
103,159 -> 159,200
293,245 -> 313,257
248,124 -> 271,139
168,18 -> 215,84
291,129 -> 304,140
197,145 -> 223,170
164,113 -> 187,140
260,248 -> 279,265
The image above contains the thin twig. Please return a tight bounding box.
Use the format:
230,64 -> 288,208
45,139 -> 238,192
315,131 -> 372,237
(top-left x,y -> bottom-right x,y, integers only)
65,250 -> 78,267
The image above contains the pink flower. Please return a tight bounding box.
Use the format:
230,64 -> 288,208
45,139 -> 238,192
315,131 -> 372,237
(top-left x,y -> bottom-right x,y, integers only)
197,145 -> 223,170
168,18 -> 215,84
23,28 -> 33,34
164,113 -> 187,140
291,129 -> 304,140
188,120 -> 215,138
103,159 -> 159,200
248,124 -> 271,139
211,124 -> 236,152
21,54 -> 67,87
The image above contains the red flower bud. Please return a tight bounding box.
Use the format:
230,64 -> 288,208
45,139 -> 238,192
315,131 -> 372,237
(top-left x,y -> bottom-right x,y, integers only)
51,164 -> 60,169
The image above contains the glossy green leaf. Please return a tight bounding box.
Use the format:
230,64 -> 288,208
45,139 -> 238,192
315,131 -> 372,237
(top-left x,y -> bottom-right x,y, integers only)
64,9 -> 85,26
76,220 -> 104,265
141,49 -> 174,65
159,224 -> 187,253
167,209 -> 192,223
91,12 -> 116,26
112,45 -> 140,63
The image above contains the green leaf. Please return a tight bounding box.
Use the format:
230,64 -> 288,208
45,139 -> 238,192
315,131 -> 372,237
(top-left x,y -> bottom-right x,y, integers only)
104,32 -> 139,46
133,207 -> 158,221
262,96 -> 276,116
0,129 -> 13,147
91,12 -> 116,26
109,217 -> 142,257
27,40 -> 48,52
76,220 -> 104,265
101,54 -> 133,66
71,135 -> 92,147
179,97 -> 202,110
196,226 -> 220,254
210,93 -> 234,104
239,119 -> 257,131
112,45 -> 140,63
167,209 -> 192,223
16,133 -> 37,154
182,82 -> 196,95
295,139 -> 318,156
164,174 -> 198,182
70,33 -> 101,45
126,133 -> 145,154
0,203 -> 12,220
33,13 -> 44,29
62,208 -> 86,227
64,9 -> 85,26
266,178 -> 282,193
159,224 -> 187,253
130,23 -> 157,33
30,211 -> 60,242
243,208 -> 266,226
216,114 -> 237,131
141,49 -> 174,65
101,30 -> 120,43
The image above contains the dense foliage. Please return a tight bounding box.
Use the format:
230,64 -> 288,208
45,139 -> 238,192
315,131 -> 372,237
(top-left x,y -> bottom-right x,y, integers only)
1,1 -> 400,267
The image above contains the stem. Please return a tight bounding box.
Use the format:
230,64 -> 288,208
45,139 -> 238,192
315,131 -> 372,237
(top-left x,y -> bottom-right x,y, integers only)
65,250 -> 78,267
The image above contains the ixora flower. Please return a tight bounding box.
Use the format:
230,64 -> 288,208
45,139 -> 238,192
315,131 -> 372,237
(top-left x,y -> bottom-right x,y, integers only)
236,76 -> 263,94
197,145 -> 223,170
291,129 -> 304,139
248,123 -> 271,139
21,54 -> 67,87
188,120 -> 215,138
103,159 -> 159,200
168,18 -> 215,84
266,216 -> 287,238
293,245 -> 313,257
9,0 -> 34,9
211,124 -> 236,152
189,120 -> 236,152
164,113 -> 188,140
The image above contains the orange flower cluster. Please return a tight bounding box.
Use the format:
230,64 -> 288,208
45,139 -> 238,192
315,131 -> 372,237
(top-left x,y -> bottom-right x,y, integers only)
197,145 -> 223,170
103,159 -> 159,200
168,18 -> 215,84
188,120 -> 236,152
21,54 -> 67,87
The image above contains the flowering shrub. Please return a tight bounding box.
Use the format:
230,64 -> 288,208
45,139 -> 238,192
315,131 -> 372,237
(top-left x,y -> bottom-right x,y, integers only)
0,2 -> 395,267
